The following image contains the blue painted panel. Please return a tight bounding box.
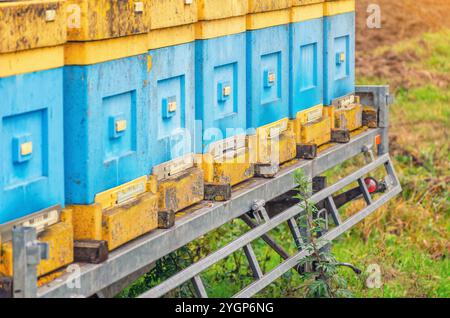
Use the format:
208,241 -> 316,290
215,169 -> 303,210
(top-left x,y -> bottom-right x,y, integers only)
246,25 -> 290,129
195,33 -> 247,153
64,55 -> 150,205
290,18 -> 324,116
149,43 -> 195,166
0,69 -> 64,223
324,12 -> 355,105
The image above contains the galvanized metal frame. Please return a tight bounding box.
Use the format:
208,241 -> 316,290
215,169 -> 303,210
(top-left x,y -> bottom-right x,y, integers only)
356,85 -> 391,155
138,154 -> 401,298
11,85 -> 393,298
12,227 -> 49,298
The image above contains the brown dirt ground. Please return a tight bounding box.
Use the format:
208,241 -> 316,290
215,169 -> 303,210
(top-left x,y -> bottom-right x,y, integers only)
356,0 -> 450,89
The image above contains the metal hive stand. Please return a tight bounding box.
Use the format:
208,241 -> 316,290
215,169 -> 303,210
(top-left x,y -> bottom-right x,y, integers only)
9,86 -> 399,298
140,153 -> 401,298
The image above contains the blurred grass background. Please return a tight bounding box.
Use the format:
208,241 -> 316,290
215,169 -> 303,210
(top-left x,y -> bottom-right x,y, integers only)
333,28 -> 449,297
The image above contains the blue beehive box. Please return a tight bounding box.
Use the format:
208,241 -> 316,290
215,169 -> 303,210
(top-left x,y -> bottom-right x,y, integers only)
290,17 -> 324,115
148,43 -> 196,166
246,24 -> 290,130
194,5 -> 253,192
324,11 -> 355,105
64,55 -> 150,205
195,33 -> 247,153
0,69 -> 65,223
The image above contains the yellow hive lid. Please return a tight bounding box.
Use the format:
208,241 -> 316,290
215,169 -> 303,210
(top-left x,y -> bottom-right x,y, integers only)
291,0 -> 325,23
66,0 -> 150,41
247,0 -> 292,14
292,0 -> 324,6
197,0 -> 248,21
0,0 -> 66,54
149,0 -> 198,30
195,15 -> 246,40
323,0 -> 355,16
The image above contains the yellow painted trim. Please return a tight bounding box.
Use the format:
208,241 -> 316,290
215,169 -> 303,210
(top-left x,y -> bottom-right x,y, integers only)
0,45 -> 64,78
102,192 -> 158,250
292,0 -> 324,5
0,0 -> 66,53
324,106 -> 336,129
70,191 -> 159,251
157,167 -> 204,212
148,24 -> 195,50
295,104 -> 324,125
66,0 -> 150,41
70,203 -> 103,241
94,175 -> 153,211
0,209 -> 73,277
255,127 -> 297,165
254,119 -> 297,165
248,0 -> 292,14
291,3 -> 324,22
291,111 -> 332,146
255,118 -> 290,139
64,34 -> 148,65
333,103 -> 363,131
196,16 -> 246,40
202,150 -> 254,186
323,0 -> 355,16
247,9 -> 291,30
197,0 -> 248,21
149,0 -> 198,30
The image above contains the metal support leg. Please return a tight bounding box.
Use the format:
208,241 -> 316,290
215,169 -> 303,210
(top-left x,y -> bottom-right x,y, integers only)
326,196 -> 342,226
356,85 -> 392,156
358,178 -> 373,205
243,244 -> 263,280
362,145 -> 376,165
191,275 -> 208,298
12,227 -> 48,298
240,214 -> 290,260
287,218 -> 303,249
241,214 -> 305,275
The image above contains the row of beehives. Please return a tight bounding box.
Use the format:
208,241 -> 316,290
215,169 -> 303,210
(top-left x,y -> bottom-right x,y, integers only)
0,0 -> 361,281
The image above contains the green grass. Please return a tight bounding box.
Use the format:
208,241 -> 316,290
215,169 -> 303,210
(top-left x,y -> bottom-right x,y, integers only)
373,29 -> 450,77
332,81 -> 449,298
416,31 -> 450,74
333,235 -> 449,297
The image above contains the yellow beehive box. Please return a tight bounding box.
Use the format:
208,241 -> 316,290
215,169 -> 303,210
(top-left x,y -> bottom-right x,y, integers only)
323,0 -> 355,16
149,0 -> 198,30
66,0 -> 150,41
196,16 -> 247,40
291,105 -> 333,147
247,0 -> 292,13
197,0 -> 247,20
254,119 -> 297,166
292,0 -> 324,5
247,0 -> 291,30
0,209 -> 74,278
291,0 -> 324,22
0,0 -> 66,54
148,24 -> 196,49
69,176 -> 159,251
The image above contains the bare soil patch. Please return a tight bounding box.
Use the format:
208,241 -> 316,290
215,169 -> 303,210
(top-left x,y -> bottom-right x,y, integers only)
356,0 -> 450,89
